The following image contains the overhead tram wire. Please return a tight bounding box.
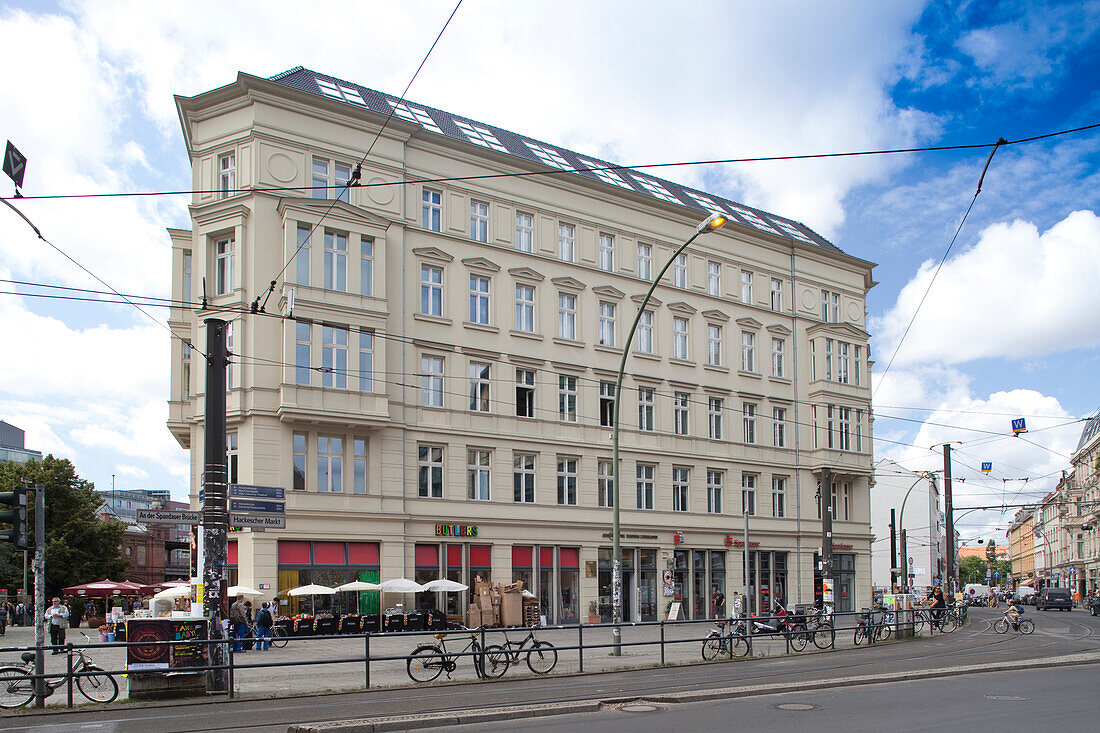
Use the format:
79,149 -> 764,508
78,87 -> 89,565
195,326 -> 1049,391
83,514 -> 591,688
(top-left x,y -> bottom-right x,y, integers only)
253,0 -> 464,315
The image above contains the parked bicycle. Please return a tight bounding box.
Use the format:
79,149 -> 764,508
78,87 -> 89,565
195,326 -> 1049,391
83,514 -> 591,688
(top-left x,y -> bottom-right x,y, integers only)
731,602 -> 811,652
702,619 -> 750,660
0,634 -> 119,707
994,613 -> 1034,635
406,629 -> 508,682
496,627 -> 558,674
806,604 -> 835,649
853,608 -> 888,645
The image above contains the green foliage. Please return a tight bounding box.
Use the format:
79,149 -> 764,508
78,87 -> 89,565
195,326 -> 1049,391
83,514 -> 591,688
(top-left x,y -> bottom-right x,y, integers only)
985,539 -> 998,562
959,556 -> 987,582
0,456 -> 129,597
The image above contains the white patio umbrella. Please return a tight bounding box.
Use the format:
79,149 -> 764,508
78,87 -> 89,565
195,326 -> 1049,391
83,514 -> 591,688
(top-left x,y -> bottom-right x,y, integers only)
227,585 -> 263,597
287,583 -> 336,615
153,584 -> 191,600
335,580 -> 382,592
420,578 -> 468,592
378,577 -> 424,594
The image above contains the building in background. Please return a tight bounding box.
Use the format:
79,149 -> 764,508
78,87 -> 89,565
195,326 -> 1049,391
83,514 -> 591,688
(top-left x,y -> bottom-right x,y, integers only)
167,68 -> 876,621
870,459 -> 942,590
95,488 -> 191,583
1007,508 -> 1035,588
0,420 -> 42,464
1071,410 -> 1100,596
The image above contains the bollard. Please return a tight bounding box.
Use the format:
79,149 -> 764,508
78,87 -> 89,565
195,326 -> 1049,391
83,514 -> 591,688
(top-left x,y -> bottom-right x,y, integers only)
659,621 -> 665,666
578,623 -> 583,673
364,633 -> 371,689
228,645 -> 235,699
66,643 -> 74,708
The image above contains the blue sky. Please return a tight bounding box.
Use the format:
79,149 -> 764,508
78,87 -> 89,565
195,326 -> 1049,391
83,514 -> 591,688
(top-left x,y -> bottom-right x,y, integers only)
1,0 -> 1097,541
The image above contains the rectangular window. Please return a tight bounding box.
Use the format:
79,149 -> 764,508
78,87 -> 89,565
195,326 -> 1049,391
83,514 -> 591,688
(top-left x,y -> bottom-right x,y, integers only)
219,152 -> 235,198
771,338 -> 785,378
842,482 -> 851,520
420,265 -> 443,317
813,405 -> 819,449
293,432 -> 307,490
312,156 -> 328,199
707,261 -> 721,296
469,362 -> 490,412
856,409 -> 863,452
598,233 -> 614,271
513,453 -> 535,503
467,450 -> 491,501
740,271 -> 753,304
295,321 -> 311,386
673,254 -> 688,288
673,317 -> 689,360
558,222 -> 575,262
226,321 -> 234,391
421,355 -> 444,407
215,236 -> 234,295
334,162 -> 350,203
598,302 -> 616,347
515,285 -> 535,332
598,459 -> 614,508
810,340 -> 817,381
360,238 -> 374,297
358,330 -> 373,392
516,212 -> 534,252
557,457 -> 578,506
636,464 -> 654,510
182,250 -> 192,308
770,278 -> 782,311
707,324 -> 723,366
838,406 -> 852,451
469,275 -> 491,325
674,392 -> 690,436
825,339 -> 833,381
418,445 -> 443,498
742,474 -> 756,515
227,432 -> 239,485
637,311 -> 654,354
470,200 -> 489,242
182,342 -> 191,396
318,435 -> 343,493
600,381 -> 616,427
741,331 -> 755,372
773,407 -> 787,448
295,224 -> 311,286
822,290 -> 840,322
827,405 -> 835,449
772,476 -> 786,518
854,345 -> 862,386
422,188 -> 442,231
558,293 -> 576,340
743,403 -> 757,444
672,467 -> 689,512
838,342 -> 850,384
559,375 -> 578,422
321,325 -> 348,389
516,369 -> 535,417
707,470 -> 723,514
353,439 -> 367,495
638,387 -> 655,432
323,230 -> 347,291
708,397 -> 723,439
637,243 -> 652,280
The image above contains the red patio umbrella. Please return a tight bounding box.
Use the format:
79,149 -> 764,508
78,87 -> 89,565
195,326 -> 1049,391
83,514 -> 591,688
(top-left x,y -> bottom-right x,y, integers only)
62,579 -> 144,598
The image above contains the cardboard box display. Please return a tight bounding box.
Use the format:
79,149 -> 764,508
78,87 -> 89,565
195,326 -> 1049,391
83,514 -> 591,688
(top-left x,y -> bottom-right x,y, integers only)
502,581 -> 523,593
480,608 -> 495,627
501,592 -> 524,626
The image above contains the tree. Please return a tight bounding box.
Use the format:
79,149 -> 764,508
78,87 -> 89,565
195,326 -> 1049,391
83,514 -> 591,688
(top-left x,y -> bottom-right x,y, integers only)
0,455 -> 129,597
959,556 -> 987,583
985,539 -> 998,563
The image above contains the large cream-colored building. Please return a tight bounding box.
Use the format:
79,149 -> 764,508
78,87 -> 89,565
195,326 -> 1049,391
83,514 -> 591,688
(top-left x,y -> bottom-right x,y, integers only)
167,68 -> 876,623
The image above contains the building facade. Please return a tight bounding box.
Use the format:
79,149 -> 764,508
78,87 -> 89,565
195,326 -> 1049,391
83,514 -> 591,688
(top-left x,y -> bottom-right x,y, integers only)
167,68 -> 876,621
95,489 -> 192,582
870,459 -> 943,590
1007,508 -> 1035,587
0,420 -> 42,464
1072,411 -> 1100,596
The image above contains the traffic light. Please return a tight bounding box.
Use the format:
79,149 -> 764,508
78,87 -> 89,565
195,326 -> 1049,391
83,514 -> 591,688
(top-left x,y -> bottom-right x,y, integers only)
0,487 -> 29,550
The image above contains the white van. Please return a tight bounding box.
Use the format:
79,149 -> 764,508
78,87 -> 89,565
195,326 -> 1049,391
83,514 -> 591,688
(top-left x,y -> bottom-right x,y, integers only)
962,583 -> 991,599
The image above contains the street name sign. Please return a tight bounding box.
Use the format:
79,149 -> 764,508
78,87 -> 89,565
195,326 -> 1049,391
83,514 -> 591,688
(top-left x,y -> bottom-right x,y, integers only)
229,484 -> 285,500
228,498 -> 285,514
136,509 -> 202,525
230,513 -> 286,529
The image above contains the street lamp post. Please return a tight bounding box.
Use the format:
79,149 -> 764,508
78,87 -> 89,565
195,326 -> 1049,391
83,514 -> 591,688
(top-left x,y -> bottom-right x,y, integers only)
611,212 -> 728,655
897,471 -> 936,592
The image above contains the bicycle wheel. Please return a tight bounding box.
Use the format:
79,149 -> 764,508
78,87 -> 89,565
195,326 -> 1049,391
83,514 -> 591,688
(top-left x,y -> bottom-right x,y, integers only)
879,623 -> 892,641
0,667 -> 35,709
731,634 -> 750,656
993,618 -> 1009,634
943,614 -> 958,632
702,632 -> 723,660
480,644 -> 509,679
407,645 -> 445,683
812,624 -> 835,649
788,629 -> 808,652
1019,619 -> 1034,635
271,626 -> 288,649
525,640 -> 557,674
854,626 -> 865,646
913,612 -> 926,634
77,666 -> 119,703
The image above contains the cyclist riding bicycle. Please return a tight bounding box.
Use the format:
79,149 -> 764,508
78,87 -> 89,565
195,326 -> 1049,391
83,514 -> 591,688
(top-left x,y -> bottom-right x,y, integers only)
1004,599 -> 1024,630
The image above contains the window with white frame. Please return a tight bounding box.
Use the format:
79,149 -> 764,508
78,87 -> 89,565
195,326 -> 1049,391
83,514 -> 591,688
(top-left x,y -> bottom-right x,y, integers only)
822,290 -> 840,322
740,271 -> 753,304
421,355 -> 444,407
358,330 -> 373,392
743,403 -> 757,444
598,459 -> 614,508
515,284 -> 535,332
673,254 -> 688,288
813,405 -> 819,449
599,233 -> 614,271
558,222 -> 575,262
226,321 -> 235,391
854,345 -> 862,386
182,250 -> 192,308
636,464 -> 654,509
838,406 -> 852,451
707,324 -> 723,366
825,339 -> 833,381
842,482 -> 851,520
516,212 -> 534,252
708,261 -> 721,296
322,326 -> 348,389
826,405 -> 835,449
773,407 -> 787,447
600,381 -> 616,427
418,445 -> 443,498
771,338 -> 785,377
559,375 -> 578,422
318,435 -> 343,492
838,341 -> 850,384
324,230 -> 347,291
469,362 -> 490,412
707,470 -> 723,514
219,152 -> 235,198
295,321 -> 311,386
312,156 -> 328,199
182,342 -> 191,396
420,265 -> 443,317
313,157 -> 351,203
513,453 -> 535,503
673,317 -> 689,360
770,278 -> 782,311
293,433 -> 307,490
772,476 -> 786,517
741,331 -> 755,372
422,188 -> 442,231
215,236 -> 235,295
637,243 -> 652,280
557,457 -> 578,506
598,302 -> 616,347
742,474 -> 756,515
638,311 -> 654,354
353,439 -> 367,494
708,397 -> 723,439
469,275 -> 491,325
638,387 -> 655,432
856,409 -> 863,451
470,200 -> 489,242
360,238 -> 373,297
673,467 -> 689,512
467,450 -> 491,501
674,392 -> 690,435
810,341 -> 817,380
295,224 -> 311,286
516,369 -> 535,417
227,432 -> 239,485
558,293 -> 576,339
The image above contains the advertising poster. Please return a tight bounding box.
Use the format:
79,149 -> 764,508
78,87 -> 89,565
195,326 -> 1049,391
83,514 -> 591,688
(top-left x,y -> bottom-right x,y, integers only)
126,619 -> 209,671
823,578 -> 835,603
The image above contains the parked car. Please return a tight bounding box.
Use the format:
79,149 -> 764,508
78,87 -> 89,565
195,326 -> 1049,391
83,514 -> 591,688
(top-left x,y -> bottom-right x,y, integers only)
1088,595 -> 1100,616
1036,587 -> 1073,611
1014,587 -> 1037,605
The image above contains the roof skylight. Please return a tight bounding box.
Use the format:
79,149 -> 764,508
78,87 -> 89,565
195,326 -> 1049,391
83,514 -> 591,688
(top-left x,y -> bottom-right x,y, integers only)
525,141 -> 575,171
575,157 -> 635,190
768,218 -> 815,243
626,173 -> 683,205
722,202 -> 779,235
315,79 -> 366,106
389,101 -> 445,135
453,119 -> 508,153
680,189 -> 724,213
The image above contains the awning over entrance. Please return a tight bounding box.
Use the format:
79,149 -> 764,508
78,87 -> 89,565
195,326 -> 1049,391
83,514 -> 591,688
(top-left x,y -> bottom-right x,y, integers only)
1018,578 -> 1036,587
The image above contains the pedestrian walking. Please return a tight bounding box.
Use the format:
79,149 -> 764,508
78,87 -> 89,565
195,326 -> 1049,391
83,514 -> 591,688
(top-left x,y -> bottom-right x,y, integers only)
255,601 -> 274,651
46,597 -> 69,652
229,595 -> 249,652
15,601 -> 25,627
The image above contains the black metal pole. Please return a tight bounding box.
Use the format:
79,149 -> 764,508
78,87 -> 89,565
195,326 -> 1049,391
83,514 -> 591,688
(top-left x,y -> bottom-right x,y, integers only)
943,445 -> 955,597
203,318 -> 230,692
821,467 -> 834,598
890,508 -> 898,590
900,529 -> 908,594
33,482 -> 45,707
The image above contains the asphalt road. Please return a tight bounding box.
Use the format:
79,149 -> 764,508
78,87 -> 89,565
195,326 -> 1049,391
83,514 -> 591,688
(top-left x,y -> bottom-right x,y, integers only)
3,607 -> 1099,732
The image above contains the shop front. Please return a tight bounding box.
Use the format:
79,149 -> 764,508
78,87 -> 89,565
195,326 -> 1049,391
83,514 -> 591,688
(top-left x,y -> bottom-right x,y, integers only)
276,540 -> 380,616
597,547 -> 661,622
814,551 -> 856,612
669,547 -> 728,620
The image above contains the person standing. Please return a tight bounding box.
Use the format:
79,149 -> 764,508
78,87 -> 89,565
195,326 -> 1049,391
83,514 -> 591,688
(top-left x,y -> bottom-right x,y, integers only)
0,601 -> 9,635
229,595 -> 248,652
255,601 -> 274,651
711,587 -> 726,619
46,597 -> 69,653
